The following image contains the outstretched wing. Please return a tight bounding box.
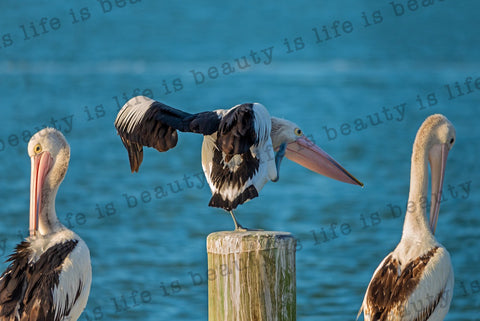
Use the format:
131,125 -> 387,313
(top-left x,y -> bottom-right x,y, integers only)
114,96 -> 221,172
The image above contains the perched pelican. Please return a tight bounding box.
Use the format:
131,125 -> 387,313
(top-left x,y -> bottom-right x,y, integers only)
115,96 -> 363,230
358,114 -> 455,321
0,128 -> 91,321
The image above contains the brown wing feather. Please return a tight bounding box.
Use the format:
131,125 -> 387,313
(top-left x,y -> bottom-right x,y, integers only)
364,246 -> 439,320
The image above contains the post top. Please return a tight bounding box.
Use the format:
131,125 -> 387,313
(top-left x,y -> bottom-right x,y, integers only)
207,231 -> 296,254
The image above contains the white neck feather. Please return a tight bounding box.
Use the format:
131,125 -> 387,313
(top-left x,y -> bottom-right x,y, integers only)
38,184 -> 64,235
401,141 -> 435,245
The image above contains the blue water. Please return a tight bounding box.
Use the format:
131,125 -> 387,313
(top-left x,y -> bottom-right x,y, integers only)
1,1 -> 479,320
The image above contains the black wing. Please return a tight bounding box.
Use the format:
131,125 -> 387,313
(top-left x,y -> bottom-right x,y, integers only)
0,241 -> 30,320
114,96 -> 221,172
0,240 -> 79,321
216,103 -> 258,157
207,103 -> 275,210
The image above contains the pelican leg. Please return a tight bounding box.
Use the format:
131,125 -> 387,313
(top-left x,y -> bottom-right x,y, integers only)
230,211 -> 247,231
229,211 -> 263,232
272,142 -> 287,182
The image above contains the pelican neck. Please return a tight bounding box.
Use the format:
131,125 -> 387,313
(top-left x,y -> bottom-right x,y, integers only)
401,141 -> 435,243
38,184 -> 64,236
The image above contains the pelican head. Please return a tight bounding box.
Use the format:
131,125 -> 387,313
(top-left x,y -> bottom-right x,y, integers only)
414,114 -> 456,234
270,117 -> 363,186
28,128 -> 70,236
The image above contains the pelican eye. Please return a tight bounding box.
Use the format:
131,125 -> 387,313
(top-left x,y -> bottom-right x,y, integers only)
294,128 -> 303,136
450,138 -> 454,144
34,143 -> 42,154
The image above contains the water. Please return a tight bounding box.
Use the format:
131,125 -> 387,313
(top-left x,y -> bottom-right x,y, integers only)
0,1 -> 479,320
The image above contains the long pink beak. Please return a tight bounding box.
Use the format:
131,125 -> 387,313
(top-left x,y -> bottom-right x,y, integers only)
29,152 -> 53,236
428,143 -> 449,234
285,136 -> 363,186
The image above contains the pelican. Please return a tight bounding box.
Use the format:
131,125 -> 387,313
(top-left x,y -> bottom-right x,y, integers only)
115,96 -> 363,230
358,114 -> 455,321
0,128 -> 91,321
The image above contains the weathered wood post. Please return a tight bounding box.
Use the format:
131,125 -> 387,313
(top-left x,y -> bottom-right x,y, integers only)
207,231 -> 296,321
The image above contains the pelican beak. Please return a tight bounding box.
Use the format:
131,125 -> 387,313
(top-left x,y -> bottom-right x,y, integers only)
29,152 -> 53,236
428,143 -> 449,234
285,136 -> 363,186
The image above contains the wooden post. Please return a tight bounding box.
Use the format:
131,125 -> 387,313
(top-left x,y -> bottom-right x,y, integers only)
207,231 -> 296,321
